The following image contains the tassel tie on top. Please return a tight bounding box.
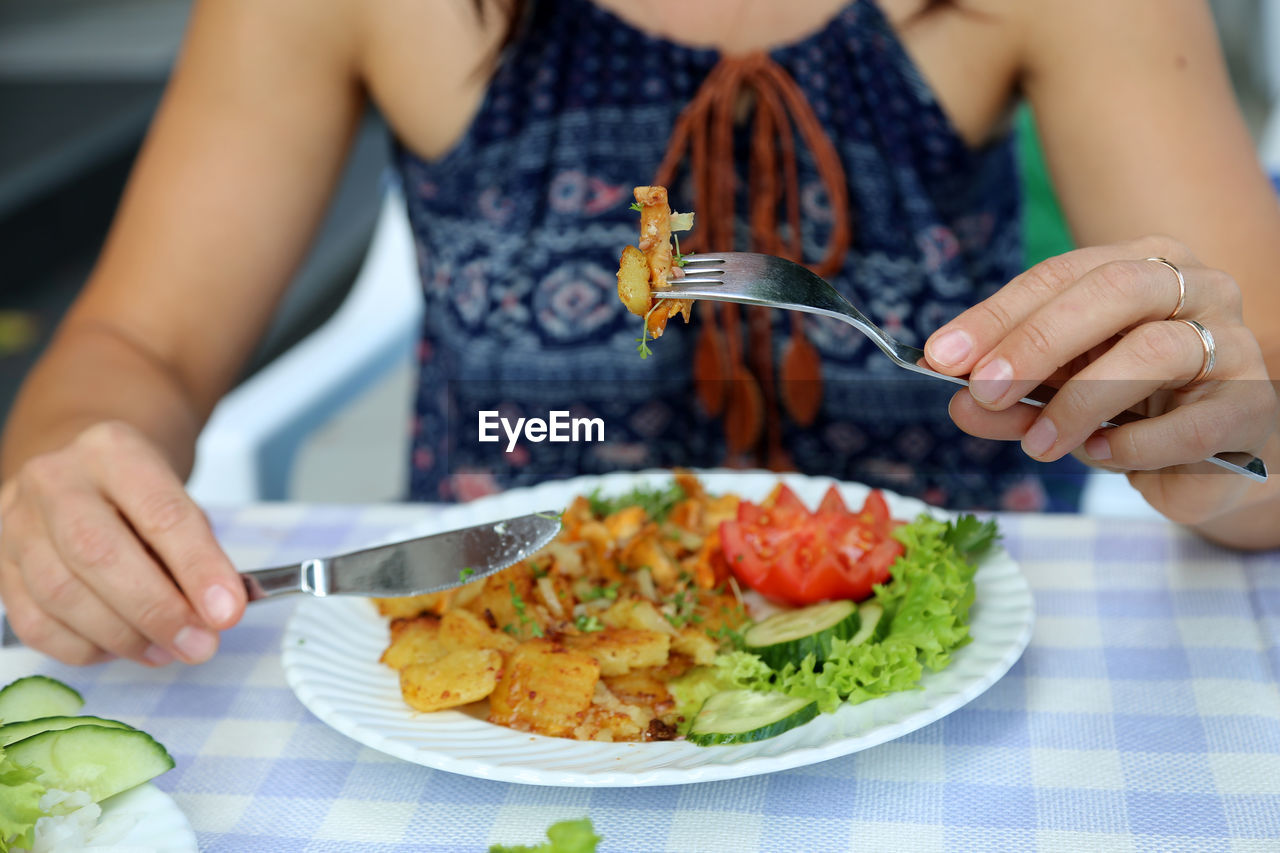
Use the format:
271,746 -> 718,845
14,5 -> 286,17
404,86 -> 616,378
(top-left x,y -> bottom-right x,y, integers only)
653,52 -> 852,469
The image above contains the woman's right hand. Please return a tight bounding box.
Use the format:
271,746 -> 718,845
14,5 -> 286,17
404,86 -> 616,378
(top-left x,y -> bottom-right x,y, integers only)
0,421 -> 246,666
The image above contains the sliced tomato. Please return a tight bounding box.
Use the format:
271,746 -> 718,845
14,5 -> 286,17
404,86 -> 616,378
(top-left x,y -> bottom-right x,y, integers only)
721,486 -> 904,606
857,489 -> 892,535
816,485 -> 848,516
767,484 -> 808,517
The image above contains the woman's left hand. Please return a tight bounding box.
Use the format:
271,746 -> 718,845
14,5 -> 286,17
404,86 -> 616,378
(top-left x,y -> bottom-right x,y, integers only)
923,235 -> 1278,526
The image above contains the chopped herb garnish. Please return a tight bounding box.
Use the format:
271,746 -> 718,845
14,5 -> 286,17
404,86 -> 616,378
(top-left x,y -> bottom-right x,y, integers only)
710,623 -> 746,650
574,614 -> 605,633
664,588 -> 699,628
672,232 -> 688,267
629,201 -> 642,212
458,567 -> 475,582
586,481 -> 686,522
508,581 -> 543,637
582,581 -> 620,601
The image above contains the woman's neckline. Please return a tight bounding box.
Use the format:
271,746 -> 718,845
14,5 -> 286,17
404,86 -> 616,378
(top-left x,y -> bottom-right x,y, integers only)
580,0 -> 862,59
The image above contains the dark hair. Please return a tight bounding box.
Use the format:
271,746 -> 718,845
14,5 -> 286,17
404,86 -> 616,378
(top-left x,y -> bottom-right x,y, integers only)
470,0 -> 529,62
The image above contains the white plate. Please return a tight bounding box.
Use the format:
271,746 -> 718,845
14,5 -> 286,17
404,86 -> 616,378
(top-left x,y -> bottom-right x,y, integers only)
282,470 -> 1033,787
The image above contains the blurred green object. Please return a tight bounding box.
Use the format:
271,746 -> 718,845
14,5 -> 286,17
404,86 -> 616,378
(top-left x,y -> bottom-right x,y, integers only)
489,818 -> 601,853
1017,104 -> 1074,267
0,312 -> 40,357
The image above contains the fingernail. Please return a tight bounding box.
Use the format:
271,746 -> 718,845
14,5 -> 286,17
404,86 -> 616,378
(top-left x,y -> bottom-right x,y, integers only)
970,358 -> 1012,403
929,330 -> 973,366
173,625 -> 217,663
1022,417 -> 1058,458
1085,433 -> 1112,461
204,584 -> 237,626
143,644 -> 174,666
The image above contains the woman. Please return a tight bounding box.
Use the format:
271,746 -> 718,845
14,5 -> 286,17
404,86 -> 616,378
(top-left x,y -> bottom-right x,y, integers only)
1,0 -> 1277,667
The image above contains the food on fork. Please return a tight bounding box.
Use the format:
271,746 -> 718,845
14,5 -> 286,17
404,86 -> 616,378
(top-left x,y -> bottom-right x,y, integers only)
617,186 -> 695,341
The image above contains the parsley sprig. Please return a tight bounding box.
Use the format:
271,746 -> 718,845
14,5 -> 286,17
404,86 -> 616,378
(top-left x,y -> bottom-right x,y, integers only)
635,303 -> 661,360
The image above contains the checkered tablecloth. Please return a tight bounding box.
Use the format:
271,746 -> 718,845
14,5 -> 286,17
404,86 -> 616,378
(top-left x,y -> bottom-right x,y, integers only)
2,504 -> 1278,853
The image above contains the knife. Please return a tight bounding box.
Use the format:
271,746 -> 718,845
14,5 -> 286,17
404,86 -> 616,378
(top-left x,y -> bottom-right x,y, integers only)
0,511 -> 561,647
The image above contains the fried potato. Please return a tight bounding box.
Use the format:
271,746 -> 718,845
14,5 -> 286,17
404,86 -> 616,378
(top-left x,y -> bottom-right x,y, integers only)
572,689 -> 648,742
562,628 -> 670,676
487,639 -> 599,737
619,530 -> 680,587
603,505 -> 648,542
634,185 -> 673,283
617,245 -> 651,316
380,615 -> 447,670
399,648 -> 502,712
373,593 -> 448,621
645,299 -> 691,338
603,667 -> 675,715
440,609 -> 518,654
464,567 -> 538,635
671,625 -> 718,666
601,596 -> 676,636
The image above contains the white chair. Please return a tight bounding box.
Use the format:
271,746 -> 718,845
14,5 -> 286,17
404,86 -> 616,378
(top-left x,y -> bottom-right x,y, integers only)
186,186 -> 421,503
1261,0 -> 1280,174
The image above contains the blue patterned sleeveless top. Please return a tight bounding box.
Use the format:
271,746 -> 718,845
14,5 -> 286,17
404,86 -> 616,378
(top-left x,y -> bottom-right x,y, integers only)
391,0 -> 1087,511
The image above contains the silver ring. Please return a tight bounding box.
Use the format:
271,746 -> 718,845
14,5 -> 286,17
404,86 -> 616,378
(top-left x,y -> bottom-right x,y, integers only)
1175,318 -> 1216,385
1147,257 -> 1186,320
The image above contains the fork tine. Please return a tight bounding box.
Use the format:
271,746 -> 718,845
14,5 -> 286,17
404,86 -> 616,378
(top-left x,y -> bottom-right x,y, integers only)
679,255 -> 726,265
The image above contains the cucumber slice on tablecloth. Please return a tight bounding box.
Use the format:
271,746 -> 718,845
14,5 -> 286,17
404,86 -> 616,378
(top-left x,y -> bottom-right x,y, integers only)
5,725 -> 175,803
0,675 -> 84,724
0,714 -> 134,747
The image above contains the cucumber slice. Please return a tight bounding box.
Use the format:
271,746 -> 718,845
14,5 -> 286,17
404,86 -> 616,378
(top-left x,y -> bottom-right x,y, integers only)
0,715 -> 134,747
849,601 -> 885,646
0,675 -> 84,724
743,600 -> 859,669
687,689 -> 818,745
6,725 -> 175,803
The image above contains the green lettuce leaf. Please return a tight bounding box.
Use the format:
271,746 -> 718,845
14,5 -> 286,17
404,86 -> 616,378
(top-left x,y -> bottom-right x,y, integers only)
0,746 -> 45,853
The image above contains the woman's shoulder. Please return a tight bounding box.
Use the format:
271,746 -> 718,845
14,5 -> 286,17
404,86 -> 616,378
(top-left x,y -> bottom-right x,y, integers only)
353,0 -> 506,161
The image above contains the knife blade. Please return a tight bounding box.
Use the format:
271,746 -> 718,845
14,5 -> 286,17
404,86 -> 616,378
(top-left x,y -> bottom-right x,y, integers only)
242,511 -> 563,601
0,511 -> 562,647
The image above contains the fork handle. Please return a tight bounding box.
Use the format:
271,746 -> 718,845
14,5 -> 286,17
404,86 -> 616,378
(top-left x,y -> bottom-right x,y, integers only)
893,345 -> 1267,483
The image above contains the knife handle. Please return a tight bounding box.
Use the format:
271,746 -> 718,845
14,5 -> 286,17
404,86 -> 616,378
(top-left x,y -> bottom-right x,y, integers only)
242,559 -> 327,602
0,561 -> 322,649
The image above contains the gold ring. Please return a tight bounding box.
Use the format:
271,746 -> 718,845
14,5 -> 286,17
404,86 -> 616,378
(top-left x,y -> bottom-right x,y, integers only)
1176,318 -> 1216,385
1147,257 -> 1186,320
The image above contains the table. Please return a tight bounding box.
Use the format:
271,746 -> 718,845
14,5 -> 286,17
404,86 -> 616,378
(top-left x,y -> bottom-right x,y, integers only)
2,504 -> 1278,852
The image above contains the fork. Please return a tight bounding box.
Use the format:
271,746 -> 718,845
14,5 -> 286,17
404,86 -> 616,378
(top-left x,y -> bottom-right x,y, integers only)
655,253 -> 1267,482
